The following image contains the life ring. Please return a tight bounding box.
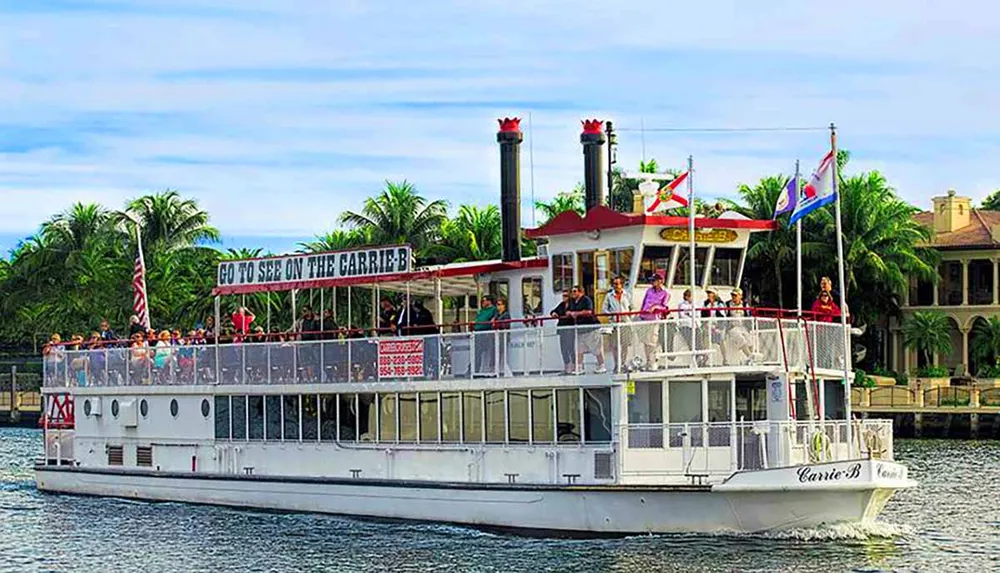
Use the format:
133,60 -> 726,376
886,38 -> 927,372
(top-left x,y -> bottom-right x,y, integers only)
809,431 -> 831,463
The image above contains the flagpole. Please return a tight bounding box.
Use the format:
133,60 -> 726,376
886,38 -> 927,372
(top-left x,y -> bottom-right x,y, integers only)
795,160 -> 802,317
687,155 -> 696,356
830,123 -> 853,456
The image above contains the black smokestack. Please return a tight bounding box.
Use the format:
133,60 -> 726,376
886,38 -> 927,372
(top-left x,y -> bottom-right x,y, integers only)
497,117 -> 523,262
581,119 -> 606,211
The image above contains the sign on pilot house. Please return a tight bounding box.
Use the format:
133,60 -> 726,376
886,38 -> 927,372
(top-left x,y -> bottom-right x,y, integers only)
217,245 -> 412,288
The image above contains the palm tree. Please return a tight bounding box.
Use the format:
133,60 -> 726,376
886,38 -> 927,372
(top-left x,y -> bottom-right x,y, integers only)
809,169 -> 937,322
432,204 -> 502,263
117,190 -> 220,253
981,190 -> 1000,210
902,311 -> 953,367
40,203 -> 117,253
971,316 -> 1000,373
339,180 -> 447,255
535,184 -> 585,224
733,176 -> 798,307
299,229 -> 370,253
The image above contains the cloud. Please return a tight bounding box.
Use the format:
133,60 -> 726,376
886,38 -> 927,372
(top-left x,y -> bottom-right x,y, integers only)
1,0 -> 999,255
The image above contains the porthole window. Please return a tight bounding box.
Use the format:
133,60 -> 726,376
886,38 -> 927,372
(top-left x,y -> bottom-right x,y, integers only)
140,399 -> 149,418
170,399 -> 179,417
201,399 -> 210,418
111,399 -> 119,418
83,399 -> 92,417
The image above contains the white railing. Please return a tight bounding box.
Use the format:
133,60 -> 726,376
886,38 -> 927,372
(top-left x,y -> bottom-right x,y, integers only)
42,317 -> 849,388
621,418 -> 893,479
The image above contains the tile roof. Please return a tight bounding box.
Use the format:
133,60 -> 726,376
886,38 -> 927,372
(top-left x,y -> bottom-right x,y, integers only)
914,209 -> 1000,249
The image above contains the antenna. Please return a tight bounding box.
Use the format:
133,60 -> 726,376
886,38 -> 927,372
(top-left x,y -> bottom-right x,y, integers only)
529,112 -> 536,228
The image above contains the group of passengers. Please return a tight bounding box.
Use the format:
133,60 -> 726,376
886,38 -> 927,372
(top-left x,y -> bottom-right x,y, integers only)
544,272 -> 843,373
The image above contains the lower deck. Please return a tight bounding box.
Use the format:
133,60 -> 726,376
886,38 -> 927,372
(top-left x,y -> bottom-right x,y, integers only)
42,371 -> 892,488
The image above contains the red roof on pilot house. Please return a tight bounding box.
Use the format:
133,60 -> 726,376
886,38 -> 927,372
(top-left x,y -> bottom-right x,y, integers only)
525,206 -> 776,239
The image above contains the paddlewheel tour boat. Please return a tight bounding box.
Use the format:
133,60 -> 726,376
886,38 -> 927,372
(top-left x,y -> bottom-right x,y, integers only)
35,118 -> 914,535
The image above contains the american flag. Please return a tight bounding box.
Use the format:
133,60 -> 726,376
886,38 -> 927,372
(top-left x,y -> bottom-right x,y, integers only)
133,226 -> 151,329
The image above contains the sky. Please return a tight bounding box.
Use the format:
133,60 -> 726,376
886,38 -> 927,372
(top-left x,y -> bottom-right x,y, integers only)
2,0 -> 1000,256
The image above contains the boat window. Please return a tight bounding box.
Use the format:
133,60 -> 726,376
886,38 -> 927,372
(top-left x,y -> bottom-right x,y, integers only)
531,389 -> 554,443
521,276 -> 544,317
378,394 -> 397,442
265,395 -> 281,441
320,395 -> 337,441
709,248 -> 742,286
462,392 -> 483,443
553,253 -> 573,293
584,388 -> 613,443
441,392 -> 461,442
555,388 -> 581,443
610,248 -> 634,283
231,396 -> 247,440
507,390 -> 529,443
283,395 -> 301,441
214,396 -> 230,440
339,394 -> 357,441
398,393 -> 417,443
302,394 -> 318,441
419,393 -> 439,443
248,395 -> 264,440
708,381 -> 731,423
488,280 -> 509,303
485,391 -> 506,443
359,393 -> 375,442
673,248 -> 709,288
668,381 -> 703,424
639,246 -> 673,283
628,381 -> 663,423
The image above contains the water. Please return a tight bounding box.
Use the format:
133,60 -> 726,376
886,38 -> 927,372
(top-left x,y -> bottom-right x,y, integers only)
0,430 -> 997,573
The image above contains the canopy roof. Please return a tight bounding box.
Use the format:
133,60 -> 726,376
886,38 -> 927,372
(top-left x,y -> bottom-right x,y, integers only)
525,205 -> 776,239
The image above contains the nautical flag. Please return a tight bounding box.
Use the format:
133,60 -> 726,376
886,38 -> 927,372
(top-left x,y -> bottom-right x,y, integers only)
645,171 -> 690,213
773,175 -> 798,219
132,226 -> 151,330
788,150 -> 836,226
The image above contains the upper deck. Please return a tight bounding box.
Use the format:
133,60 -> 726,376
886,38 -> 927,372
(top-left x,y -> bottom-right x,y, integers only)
42,312 -> 849,391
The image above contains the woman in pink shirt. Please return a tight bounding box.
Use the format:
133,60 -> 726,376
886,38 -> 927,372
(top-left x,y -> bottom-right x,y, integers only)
640,272 -> 670,369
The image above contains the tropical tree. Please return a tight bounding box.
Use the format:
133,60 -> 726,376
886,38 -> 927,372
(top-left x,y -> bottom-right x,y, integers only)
432,204 -> 502,263
733,176 -> 798,307
299,228 -> 370,253
902,311 -> 953,367
970,316 -> 1000,373
535,184 -> 585,224
980,190 -> 1000,210
339,180 -> 447,255
808,168 -> 937,323
116,190 -> 220,253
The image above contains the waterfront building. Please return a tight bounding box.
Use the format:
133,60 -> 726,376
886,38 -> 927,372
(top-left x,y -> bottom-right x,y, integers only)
892,190 -> 1000,377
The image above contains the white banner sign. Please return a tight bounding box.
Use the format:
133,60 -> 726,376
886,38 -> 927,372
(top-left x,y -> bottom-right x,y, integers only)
217,245 -> 412,288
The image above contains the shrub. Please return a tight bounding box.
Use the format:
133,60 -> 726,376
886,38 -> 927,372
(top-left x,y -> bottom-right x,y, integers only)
916,365 -> 950,377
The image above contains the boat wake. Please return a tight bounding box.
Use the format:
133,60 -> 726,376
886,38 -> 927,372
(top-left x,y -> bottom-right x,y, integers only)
755,520 -> 914,541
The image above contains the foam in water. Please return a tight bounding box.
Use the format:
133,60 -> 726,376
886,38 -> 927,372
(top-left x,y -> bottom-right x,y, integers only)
756,520 -> 915,541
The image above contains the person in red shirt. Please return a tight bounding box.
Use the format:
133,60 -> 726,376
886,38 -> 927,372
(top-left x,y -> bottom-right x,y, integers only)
810,291 -> 841,322
232,307 -> 256,341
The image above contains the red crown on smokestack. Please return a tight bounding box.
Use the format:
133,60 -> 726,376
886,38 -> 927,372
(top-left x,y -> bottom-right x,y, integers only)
581,119 -> 604,134
498,117 -> 522,133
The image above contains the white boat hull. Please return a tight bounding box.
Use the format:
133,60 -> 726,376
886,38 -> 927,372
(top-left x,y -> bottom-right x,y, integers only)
35,459 -> 913,535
